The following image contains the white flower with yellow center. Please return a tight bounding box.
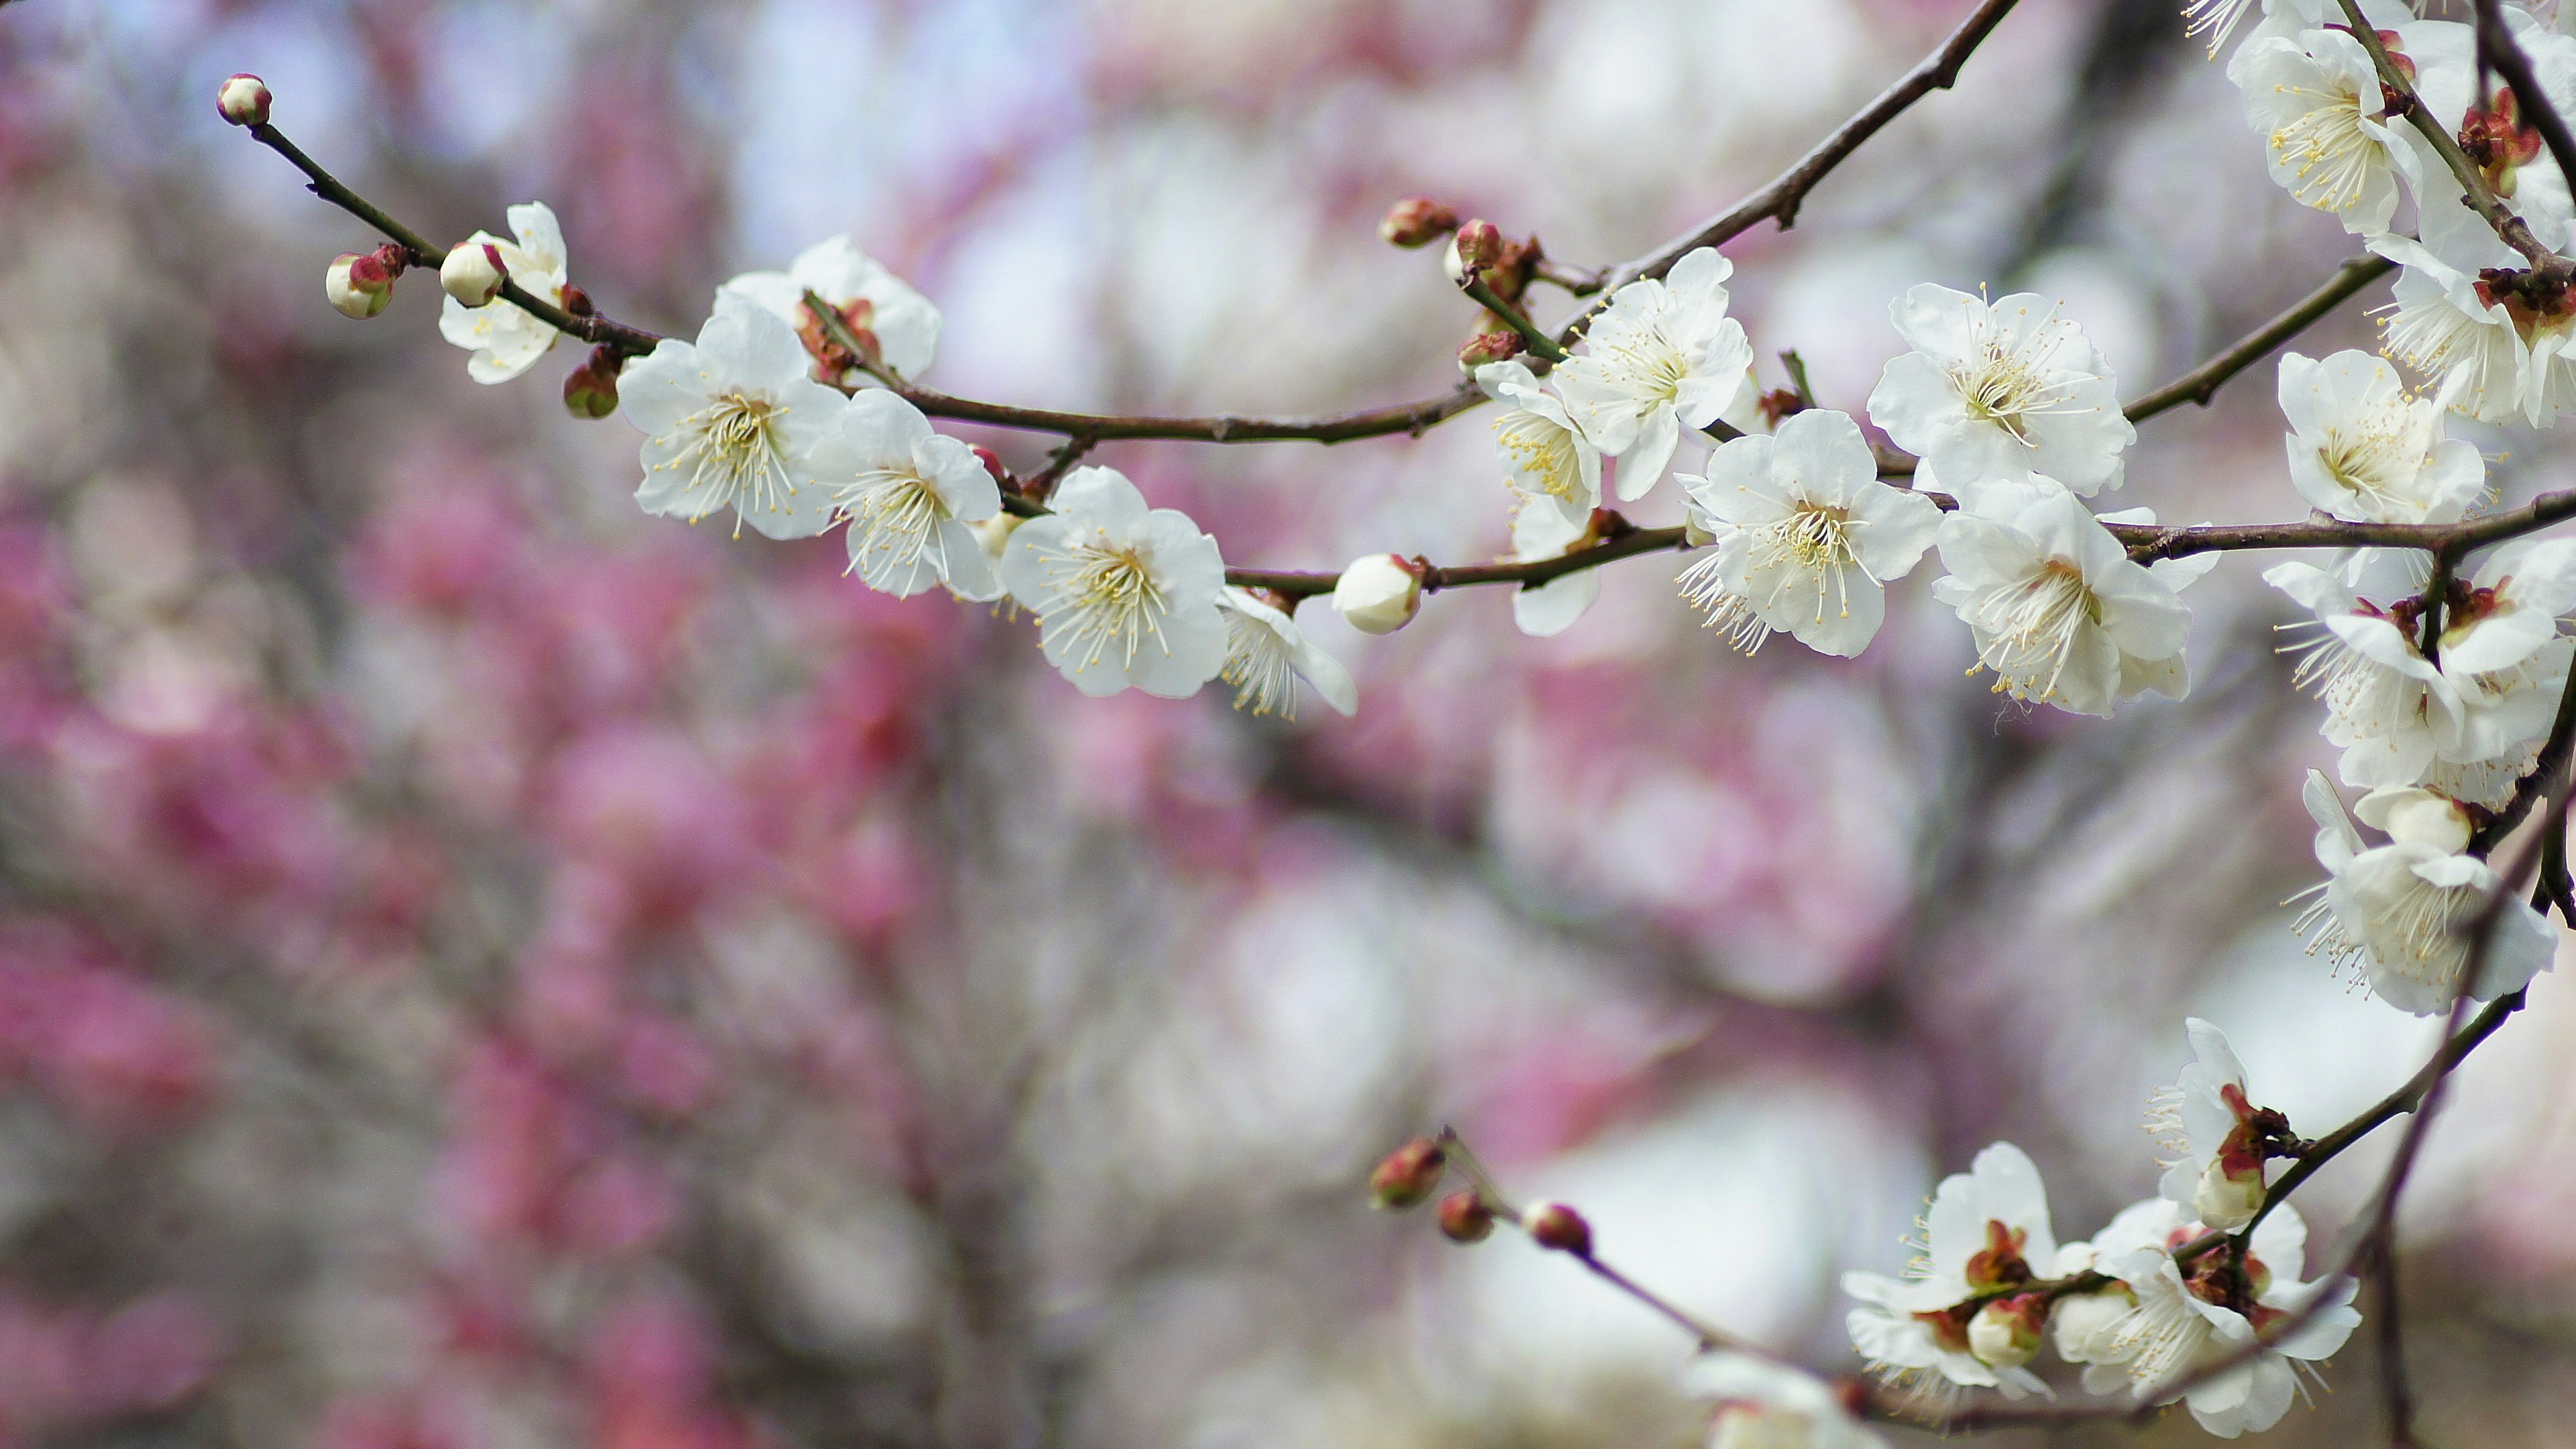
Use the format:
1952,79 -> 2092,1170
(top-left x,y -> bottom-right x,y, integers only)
1868,285 -> 2133,500
1931,482 -> 2194,716
1476,360 -> 1601,523
1685,1354 -> 1885,1449
2235,28 -> 2414,235
812,390 -> 1002,600
2298,770 -> 2561,1013
622,296 -> 845,540
1842,1142 -> 2060,1401
996,467 -> 1226,698
2276,350 -> 2485,524
1550,247 -> 1754,502
2373,203 -> 2576,426
719,234 -> 942,384
1216,588 -> 1356,720
1676,409 -> 1941,658
437,202 -> 574,384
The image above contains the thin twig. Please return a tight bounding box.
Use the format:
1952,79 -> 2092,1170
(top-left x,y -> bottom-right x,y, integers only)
2122,256 -> 2396,422
2474,0 -> 2576,209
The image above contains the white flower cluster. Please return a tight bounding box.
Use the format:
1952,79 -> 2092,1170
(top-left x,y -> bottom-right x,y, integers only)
1838,1023 -> 2358,1437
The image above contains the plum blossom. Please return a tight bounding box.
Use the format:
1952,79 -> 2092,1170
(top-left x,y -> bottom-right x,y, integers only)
2149,1019 -> 2294,1232
1216,588 -> 1356,720
1684,1354 -> 1884,1449
2087,1201 -> 2361,1438
2234,28 -> 2416,235
1867,284 -> 2133,500
1843,1142 -> 2059,1400
2297,771 -> 2560,1014
1550,248 -> 1754,500
996,467 -> 1226,698
2397,14 -> 2576,249
2373,203 -> 2576,425
438,203 -> 573,384
1477,360 -> 1601,522
1931,481 -> 2194,716
2275,351 -> 2484,525
621,297 -> 845,540
1674,409 -> 1942,657
811,390 -> 1002,600
719,235 -> 941,385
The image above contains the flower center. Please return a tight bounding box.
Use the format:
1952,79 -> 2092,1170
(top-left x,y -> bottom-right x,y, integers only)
1220,610 -> 1299,719
2269,76 -> 2384,213
2314,400 -> 2430,511
1042,537 -> 1171,669
841,467 -> 948,571
1947,319 -> 2090,445
1751,504 -> 1871,627
1968,559 -> 2098,701
1495,409 -> 1585,503
661,392 -> 796,535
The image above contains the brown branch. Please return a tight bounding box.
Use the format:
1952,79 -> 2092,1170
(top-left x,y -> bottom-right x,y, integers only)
2122,256 -> 2396,422
2474,0 -> 2576,215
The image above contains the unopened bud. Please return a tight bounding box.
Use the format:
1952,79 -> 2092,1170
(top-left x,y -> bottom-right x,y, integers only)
970,446 -> 1010,486
1456,330 -> 1526,374
217,74 -> 271,127
563,346 -> 622,420
440,241 -> 508,307
1332,553 -> 1425,635
560,284 -> 595,318
1452,219 -> 1504,276
1522,1200 -> 1591,1254
1968,1295 -> 2045,1370
1369,1136 -> 1447,1211
1380,195 -> 1459,249
1436,1191 -> 1495,1244
325,252 -> 394,319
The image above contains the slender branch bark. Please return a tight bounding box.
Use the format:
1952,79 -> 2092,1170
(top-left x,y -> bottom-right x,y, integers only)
2122,256 -> 2396,422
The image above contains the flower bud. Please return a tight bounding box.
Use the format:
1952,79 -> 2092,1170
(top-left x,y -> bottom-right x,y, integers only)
560,284 -> 595,318
325,252 -> 394,319
217,74 -> 271,128
1522,1200 -> 1591,1255
1369,1136 -> 1447,1211
2049,1285 -> 2136,1364
440,241 -> 508,307
1436,1191 -> 1494,1244
1456,329 -> 1526,374
1967,1295 -> 2045,1371
1450,219 -> 1504,278
969,515 -> 1024,570
970,446 -> 1010,486
2192,1157 -> 2263,1232
1333,553 -> 1424,635
1379,196 -> 1458,249
563,346 -> 622,420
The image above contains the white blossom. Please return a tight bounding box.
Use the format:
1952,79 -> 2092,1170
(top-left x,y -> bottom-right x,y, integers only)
1333,553 -> 1424,635
2298,770 -> 2561,1014
622,296 -> 845,540
2373,203 -> 2576,425
1867,285 -> 2133,501
996,467 -> 1226,699
1684,1354 -> 1884,1449
2148,1019 -> 2281,1232
2234,28 -> 2416,235
1674,409 -> 1941,657
1506,503 -> 1601,638
719,234 -> 941,385
1843,1142 -> 2058,1400
2275,351 -> 2484,524
438,203 -> 572,383
1550,248 -> 1754,501
1477,360 -> 1601,523
2396,14 -> 2576,251
1931,482 -> 2193,716
812,390 -> 1003,600
1217,588 -> 1356,720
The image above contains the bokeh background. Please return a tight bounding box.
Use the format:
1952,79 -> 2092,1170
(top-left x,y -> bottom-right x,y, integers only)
1,0 -> 2573,1445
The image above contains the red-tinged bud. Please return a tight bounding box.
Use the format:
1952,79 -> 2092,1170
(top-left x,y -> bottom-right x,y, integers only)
1380,195 -> 1459,248
1450,219 -> 1505,278
1830,1377 -> 1871,1419
1369,1137 -> 1446,1210
560,284 -> 595,318
370,243 -> 412,278
325,252 -> 394,319
563,345 -> 621,420
1456,329 -> 1527,374
971,446 -> 1010,486
1756,388 -> 1805,426
1968,1294 -> 2047,1370
217,74 -> 270,127
1523,1200 -> 1591,1254
1436,1191 -> 1495,1244
440,241 -> 508,307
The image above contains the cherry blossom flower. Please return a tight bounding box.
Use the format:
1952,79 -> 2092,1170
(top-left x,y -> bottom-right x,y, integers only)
1867,285 -> 2133,500
1684,1354 -> 1884,1449
1505,504 -> 1601,638
621,296 -> 846,540
2373,203 -> 2576,426
1476,360 -> 1601,522
1843,1142 -> 2059,1400
1216,588 -> 1356,720
2051,1197 -> 2185,1375
2297,771 -> 2560,1014
2234,28 -> 2416,235
2149,1019 -> 2292,1232
1550,248 -> 1754,501
438,203 -> 573,384
2397,14 -> 2576,250
1931,481 -> 2194,716
811,390 -> 1002,600
2275,351 -> 2485,524
718,235 -> 941,385
2090,1202 -> 2361,1438
996,467 -> 1226,698
1675,409 -> 1941,658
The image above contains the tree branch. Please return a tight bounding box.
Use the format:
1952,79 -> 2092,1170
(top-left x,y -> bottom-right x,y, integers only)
2122,256 -> 2396,422
2473,0 -> 2576,212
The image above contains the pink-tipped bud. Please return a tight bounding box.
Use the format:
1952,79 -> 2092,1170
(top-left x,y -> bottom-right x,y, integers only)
1380,195 -> 1459,249
217,74 -> 271,128
1369,1137 -> 1447,1211
1456,329 -> 1526,374
970,446 -> 1010,486
440,241 -> 508,307
325,252 -> 394,319
560,284 -> 595,318
1449,219 -> 1504,279
1333,553 -> 1426,635
563,345 -> 621,420
1436,1191 -> 1495,1244
1523,1200 -> 1591,1255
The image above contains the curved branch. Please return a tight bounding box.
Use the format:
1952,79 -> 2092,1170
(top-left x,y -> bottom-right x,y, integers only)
2122,256 -> 2395,423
